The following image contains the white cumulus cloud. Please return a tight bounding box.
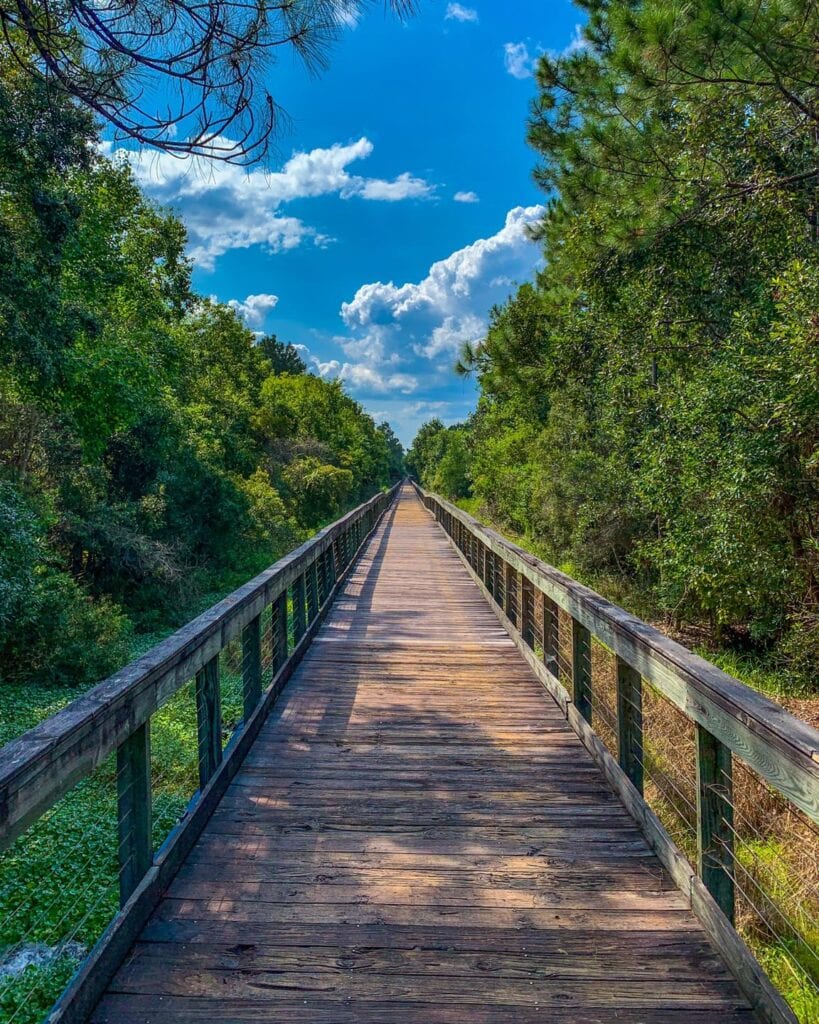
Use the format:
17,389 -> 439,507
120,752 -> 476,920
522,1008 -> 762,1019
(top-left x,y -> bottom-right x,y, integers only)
108,137 -> 433,269
504,41 -> 536,79
454,190 -> 480,203
445,3 -> 479,23
560,23 -> 588,57
326,205 -> 544,402
227,293 -> 279,327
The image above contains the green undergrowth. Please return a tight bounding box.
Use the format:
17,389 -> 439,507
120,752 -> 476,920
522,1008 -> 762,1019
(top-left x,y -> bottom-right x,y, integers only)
455,500 -> 815,704
455,499 -> 819,1021
0,667 -> 244,1024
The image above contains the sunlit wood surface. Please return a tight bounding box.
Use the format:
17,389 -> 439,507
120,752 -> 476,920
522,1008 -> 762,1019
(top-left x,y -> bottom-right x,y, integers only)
92,485 -> 756,1023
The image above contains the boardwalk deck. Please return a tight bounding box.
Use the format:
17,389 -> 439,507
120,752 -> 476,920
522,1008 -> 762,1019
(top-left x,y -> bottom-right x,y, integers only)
91,486 -> 757,1023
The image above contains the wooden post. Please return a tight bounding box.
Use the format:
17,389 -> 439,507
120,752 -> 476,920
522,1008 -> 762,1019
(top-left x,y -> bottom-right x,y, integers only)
520,575 -> 535,647
697,724 -> 735,924
292,574 -> 307,644
503,561 -> 516,625
241,615 -> 262,720
489,550 -> 498,603
271,591 -> 288,672
307,560 -> 320,622
326,545 -> 337,590
117,723 -> 152,906
195,655 -> 222,789
570,617 -> 592,722
541,593 -> 559,678
616,656 -> 643,794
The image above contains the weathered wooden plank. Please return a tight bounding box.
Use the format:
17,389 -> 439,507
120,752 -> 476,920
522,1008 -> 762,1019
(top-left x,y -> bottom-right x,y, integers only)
87,485 -> 761,1024
107,961 -> 745,1007
0,486 -> 398,849
120,938 -> 732,982
91,993 -> 760,1024
414,485 -> 819,823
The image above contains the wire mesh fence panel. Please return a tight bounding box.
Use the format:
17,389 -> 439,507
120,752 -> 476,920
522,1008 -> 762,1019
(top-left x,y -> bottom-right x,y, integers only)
555,607 -> 574,687
590,637 -> 618,760
150,677 -> 200,843
219,637 -> 245,738
259,601 -> 274,685
729,758 -> 819,1021
412,484 -> 819,1024
0,757 -> 119,1024
641,681 -> 697,865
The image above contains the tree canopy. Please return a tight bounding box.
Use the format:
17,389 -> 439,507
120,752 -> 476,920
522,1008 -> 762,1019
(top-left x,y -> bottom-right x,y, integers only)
412,0 -> 818,683
0,48 -> 403,688
0,2 -> 415,161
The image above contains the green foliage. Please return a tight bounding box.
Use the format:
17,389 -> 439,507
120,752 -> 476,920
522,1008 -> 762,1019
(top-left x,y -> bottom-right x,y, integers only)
0,50 -> 398,693
413,0 -> 819,687
406,419 -> 472,500
257,334 -> 308,375
0,668 -> 244,1024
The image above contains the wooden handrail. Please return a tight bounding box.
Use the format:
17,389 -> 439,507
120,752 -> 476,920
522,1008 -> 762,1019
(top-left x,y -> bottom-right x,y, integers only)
412,482 -> 819,822
413,481 -> 813,1024
0,485 -> 399,857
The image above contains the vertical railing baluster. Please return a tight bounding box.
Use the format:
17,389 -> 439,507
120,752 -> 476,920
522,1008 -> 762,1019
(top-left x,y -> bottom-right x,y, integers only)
503,561 -> 515,625
520,574 -> 534,647
696,725 -> 735,924
195,655 -> 222,788
541,592 -> 559,678
241,614 -> 262,720
570,617 -> 592,722
616,656 -> 643,794
271,591 -> 288,672
307,559 -> 319,623
117,723 -> 152,906
293,574 -> 307,645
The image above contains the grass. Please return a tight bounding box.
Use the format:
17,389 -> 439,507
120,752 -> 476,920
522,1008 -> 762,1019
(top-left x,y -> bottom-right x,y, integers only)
0,662 -> 246,1024
0,510 -> 322,1022
455,496 -> 819,1022
1,496 -> 815,1021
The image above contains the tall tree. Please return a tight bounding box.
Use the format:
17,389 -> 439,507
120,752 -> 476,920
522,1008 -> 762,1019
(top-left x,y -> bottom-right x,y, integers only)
0,2 -> 416,161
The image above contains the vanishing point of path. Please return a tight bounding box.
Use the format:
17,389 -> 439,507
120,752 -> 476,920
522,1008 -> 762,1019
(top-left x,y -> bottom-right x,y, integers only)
91,485 -> 756,1023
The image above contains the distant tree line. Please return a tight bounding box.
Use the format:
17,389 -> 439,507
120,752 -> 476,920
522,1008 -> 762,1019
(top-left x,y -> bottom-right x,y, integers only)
0,47 -> 403,689
410,0 -> 818,684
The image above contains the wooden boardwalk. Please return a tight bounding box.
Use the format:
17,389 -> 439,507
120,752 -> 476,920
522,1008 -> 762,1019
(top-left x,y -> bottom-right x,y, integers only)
91,486 -> 757,1023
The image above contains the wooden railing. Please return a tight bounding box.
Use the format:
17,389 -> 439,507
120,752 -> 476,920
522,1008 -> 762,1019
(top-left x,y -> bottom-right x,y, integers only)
414,481 -> 818,1024
0,484 -> 398,1023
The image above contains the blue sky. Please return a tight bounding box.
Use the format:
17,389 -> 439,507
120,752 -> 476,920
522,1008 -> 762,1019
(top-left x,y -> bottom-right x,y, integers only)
114,2 -> 585,444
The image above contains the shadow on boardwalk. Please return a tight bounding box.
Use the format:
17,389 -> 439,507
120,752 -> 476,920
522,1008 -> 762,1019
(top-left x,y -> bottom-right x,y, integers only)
90,485 -> 758,1024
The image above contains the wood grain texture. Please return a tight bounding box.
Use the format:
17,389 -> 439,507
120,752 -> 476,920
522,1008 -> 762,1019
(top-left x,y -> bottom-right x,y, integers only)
92,485 -> 755,1024
0,487 -> 398,851
413,485 -> 819,824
